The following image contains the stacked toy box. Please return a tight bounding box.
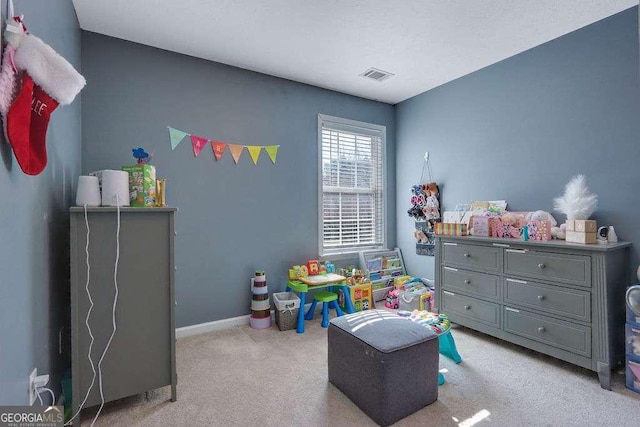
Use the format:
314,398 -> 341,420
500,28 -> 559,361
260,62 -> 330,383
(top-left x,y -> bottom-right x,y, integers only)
626,284 -> 640,394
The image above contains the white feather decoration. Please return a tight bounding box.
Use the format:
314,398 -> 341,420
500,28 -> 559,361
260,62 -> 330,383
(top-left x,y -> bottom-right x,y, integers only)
553,175 -> 598,220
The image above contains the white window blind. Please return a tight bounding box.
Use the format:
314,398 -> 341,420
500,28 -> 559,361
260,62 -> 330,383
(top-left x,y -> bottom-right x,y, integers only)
318,114 -> 386,256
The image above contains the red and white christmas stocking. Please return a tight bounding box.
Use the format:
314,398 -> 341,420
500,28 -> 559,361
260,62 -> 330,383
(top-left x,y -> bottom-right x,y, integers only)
6,33 -> 85,175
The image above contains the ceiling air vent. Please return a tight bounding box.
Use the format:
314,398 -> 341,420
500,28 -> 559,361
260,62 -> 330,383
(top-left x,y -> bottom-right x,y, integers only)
360,67 -> 394,82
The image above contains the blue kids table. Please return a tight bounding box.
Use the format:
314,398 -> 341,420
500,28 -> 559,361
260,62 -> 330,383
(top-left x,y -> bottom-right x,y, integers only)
286,274 -> 356,333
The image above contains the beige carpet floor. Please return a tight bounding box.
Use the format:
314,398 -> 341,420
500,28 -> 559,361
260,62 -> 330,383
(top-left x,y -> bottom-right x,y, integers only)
81,313 -> 640,427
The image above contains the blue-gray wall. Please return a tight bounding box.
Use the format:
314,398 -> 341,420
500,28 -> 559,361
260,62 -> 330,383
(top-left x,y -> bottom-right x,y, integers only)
80,32 -> 396,327
0,0 -> 82,404
396,7 -> 640,280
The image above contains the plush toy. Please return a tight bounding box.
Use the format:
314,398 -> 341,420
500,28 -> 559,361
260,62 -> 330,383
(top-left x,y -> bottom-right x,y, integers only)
525,210 -> 557,225
551,223 -> 567,240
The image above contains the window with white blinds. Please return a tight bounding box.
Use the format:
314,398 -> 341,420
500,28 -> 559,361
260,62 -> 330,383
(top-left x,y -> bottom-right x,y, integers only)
318,114 -> 386,256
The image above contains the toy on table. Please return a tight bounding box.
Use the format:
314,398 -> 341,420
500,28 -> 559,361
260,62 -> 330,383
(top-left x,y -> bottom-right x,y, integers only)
324,261 -> 336,273
288,264 -> 310,280
307,260 -> 320,275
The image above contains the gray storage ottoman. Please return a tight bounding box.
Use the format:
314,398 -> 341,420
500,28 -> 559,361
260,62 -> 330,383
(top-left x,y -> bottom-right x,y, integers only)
328,309 -> 439,426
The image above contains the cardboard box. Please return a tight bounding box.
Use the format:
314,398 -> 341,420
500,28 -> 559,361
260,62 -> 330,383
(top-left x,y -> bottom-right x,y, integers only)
122,165 -> 156,207
565,230 -> 597,244
574,220 -> 597,233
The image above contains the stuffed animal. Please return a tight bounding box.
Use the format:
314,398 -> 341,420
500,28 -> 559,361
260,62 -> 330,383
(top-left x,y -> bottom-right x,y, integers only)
551,223 -> 567,240
525,210 -> 557,226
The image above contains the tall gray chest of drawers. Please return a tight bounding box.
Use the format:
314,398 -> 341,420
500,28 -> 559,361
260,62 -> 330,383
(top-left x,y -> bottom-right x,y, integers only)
434,235 -> 630,389
70,207 -> 177,425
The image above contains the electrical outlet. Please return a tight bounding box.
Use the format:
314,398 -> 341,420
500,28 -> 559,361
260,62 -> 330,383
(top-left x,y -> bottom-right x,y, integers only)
29,368 -> 37,405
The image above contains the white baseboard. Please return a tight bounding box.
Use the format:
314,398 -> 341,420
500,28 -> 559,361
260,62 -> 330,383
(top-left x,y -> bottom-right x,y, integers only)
175,302 -> 316,339
176,314 -> 250,339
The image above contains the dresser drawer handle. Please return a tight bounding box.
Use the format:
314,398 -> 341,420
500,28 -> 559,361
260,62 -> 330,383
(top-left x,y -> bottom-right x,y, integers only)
538,263 -> 546,269
463,279 -> 471,285
537,295 -> 545,301
506,249 -> 527,254
464,305 -> 471,310
537,327 -> 545,333
492,243 -> 510,248
463,253 -> 470,258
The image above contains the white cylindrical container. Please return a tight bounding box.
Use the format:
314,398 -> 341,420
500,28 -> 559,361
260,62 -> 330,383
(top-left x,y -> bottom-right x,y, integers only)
75,176 -> 101,206
101,170 -> 130,206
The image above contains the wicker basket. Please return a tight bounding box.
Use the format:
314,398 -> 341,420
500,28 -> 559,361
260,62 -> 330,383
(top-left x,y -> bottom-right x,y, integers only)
273,292 -> 300,331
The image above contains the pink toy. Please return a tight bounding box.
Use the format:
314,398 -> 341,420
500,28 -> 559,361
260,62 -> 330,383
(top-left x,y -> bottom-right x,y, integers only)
385,289 -> 400,309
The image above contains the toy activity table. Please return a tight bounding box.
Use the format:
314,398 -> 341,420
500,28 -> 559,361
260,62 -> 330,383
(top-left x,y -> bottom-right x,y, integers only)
286,274 -> 356,333
398,310 -> 462,385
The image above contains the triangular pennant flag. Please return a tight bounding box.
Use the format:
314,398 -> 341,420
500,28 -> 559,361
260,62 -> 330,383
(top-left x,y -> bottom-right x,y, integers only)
190,135 -> 208,157
265,145 -> 279,164
211,141 -> 227,161
228,144 -> 244,164
247,146 -> 262,165
168,127 -> 188,150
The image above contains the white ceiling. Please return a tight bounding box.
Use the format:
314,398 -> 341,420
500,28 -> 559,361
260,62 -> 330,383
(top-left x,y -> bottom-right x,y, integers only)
72,0 -> 637,104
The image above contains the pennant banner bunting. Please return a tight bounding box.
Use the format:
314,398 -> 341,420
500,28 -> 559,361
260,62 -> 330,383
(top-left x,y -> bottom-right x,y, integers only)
228,144 -> 244,164
167,126 -> 280,165
265,145 -> 279,164
247,146 -> 262,165
211,141 -> 227,160
168,127 -> 187,150
190,135 -> 208,157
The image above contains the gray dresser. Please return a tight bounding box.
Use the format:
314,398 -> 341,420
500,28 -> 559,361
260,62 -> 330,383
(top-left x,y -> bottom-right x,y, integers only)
434,235 -> 630,389
70,207 -> 177,424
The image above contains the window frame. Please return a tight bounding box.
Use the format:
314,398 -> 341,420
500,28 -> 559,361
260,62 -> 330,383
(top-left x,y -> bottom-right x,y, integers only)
317,114 -> 387,259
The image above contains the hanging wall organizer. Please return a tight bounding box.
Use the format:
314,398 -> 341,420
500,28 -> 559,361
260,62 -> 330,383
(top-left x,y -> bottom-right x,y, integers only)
408,151 -> 440,256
